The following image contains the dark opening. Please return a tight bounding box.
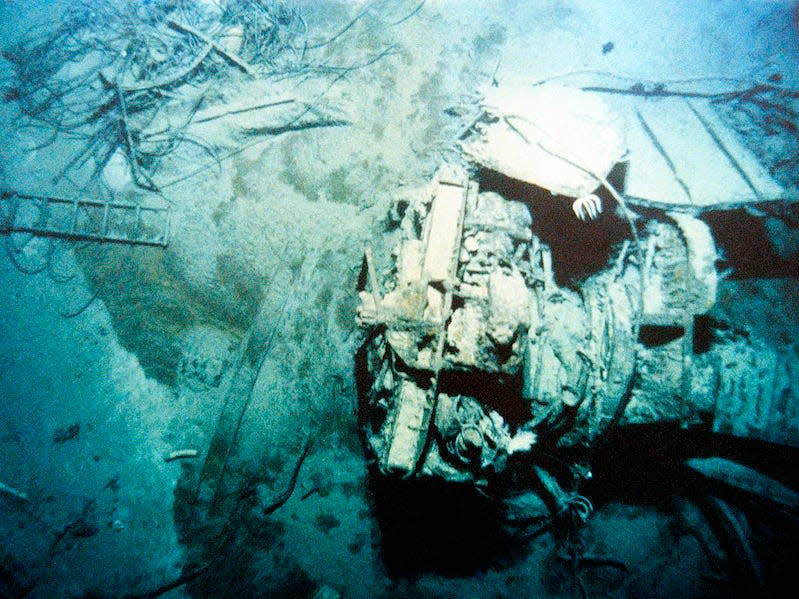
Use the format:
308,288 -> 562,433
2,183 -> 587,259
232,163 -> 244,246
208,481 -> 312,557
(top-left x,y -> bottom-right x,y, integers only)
638,324 -> 684,347
477,167 -> 632,286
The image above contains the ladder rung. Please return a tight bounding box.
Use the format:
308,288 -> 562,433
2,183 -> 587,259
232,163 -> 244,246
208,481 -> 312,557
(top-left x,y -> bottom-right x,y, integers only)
134,205 -> 141,239
2,194 -> 19,232
70,198 -> 80,234
157,206 -> 171,245
101,202 -> 110,236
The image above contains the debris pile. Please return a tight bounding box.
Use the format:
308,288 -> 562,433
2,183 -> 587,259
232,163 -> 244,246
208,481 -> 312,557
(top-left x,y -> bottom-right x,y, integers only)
0,0 -> 354,190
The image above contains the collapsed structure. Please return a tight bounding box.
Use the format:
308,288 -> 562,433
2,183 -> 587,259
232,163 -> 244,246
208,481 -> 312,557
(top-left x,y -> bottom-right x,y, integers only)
355,83 -> 798,517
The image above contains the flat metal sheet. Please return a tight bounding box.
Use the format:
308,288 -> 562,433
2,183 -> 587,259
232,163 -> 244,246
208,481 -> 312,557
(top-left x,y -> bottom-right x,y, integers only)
462,83 -> 627,198
686,99 -> 785,200
613,97 -> 693,206
600,95 -> 787,210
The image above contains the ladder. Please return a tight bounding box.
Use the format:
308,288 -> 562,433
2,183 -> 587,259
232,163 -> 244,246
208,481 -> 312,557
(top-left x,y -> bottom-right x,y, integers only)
1,191 -> 171,247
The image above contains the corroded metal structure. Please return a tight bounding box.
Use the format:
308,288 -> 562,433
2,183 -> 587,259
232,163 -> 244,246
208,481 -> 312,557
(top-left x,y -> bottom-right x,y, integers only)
356,83 -> 798,517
